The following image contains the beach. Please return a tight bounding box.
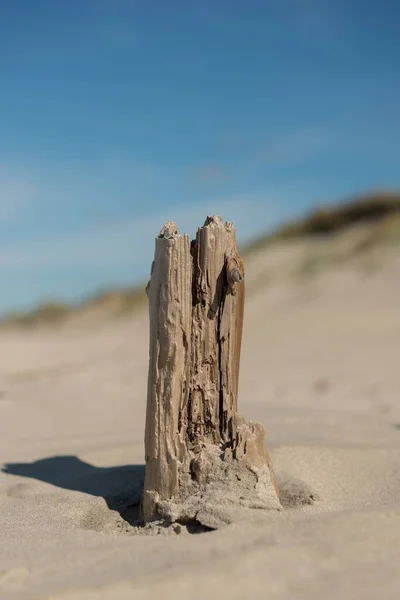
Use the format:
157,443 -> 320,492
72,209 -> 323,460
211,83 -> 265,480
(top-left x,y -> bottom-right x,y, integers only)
1,236 -> 400,599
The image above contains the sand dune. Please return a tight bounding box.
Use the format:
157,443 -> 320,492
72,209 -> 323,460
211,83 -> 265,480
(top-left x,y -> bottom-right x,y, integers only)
1,233 -> 400,599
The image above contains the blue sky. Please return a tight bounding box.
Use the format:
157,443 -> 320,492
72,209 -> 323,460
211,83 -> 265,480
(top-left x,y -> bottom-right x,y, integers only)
0,0 -> 399,312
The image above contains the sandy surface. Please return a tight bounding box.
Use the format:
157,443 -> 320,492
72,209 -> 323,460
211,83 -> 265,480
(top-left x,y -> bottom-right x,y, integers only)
1,239 -> 400,599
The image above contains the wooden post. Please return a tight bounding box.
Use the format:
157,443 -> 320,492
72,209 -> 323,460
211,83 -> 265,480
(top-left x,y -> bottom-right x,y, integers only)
143,216 -> 280,528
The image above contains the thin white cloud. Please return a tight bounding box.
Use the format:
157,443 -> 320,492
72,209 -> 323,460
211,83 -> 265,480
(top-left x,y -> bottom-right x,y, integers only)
0,158 -> 187,232
261,127 -> 328,167
186,126 -> 330,186
0,171 -> 37,226
0,194 -> 278,273
0,127 -> 328,283
221,126 -> 330,180
0,137 -> 327,277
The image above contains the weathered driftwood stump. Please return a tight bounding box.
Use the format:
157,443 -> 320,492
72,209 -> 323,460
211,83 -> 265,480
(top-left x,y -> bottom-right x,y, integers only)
143,216 -> 280,528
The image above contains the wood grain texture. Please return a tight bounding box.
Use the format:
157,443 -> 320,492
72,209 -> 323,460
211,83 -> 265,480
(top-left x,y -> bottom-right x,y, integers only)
143,216 -> 280,526
143,222 -> 192,522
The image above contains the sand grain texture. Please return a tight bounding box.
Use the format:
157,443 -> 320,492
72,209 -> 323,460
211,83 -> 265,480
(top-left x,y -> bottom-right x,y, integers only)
1,237 -> 400,599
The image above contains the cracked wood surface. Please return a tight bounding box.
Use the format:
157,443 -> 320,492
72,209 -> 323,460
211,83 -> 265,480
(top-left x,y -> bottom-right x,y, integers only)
143,216 -> 280,525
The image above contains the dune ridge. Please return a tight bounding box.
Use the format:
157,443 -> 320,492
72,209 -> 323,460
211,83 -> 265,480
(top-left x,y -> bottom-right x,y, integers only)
1,203 -> 400,598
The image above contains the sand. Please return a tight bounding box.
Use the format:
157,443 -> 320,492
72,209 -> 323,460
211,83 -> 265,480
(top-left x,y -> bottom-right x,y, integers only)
1,238 -> 400,599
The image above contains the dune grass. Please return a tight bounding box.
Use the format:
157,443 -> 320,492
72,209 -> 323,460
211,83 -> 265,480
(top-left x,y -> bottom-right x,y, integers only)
2,192 -> 400,328
244,191 -> 400,255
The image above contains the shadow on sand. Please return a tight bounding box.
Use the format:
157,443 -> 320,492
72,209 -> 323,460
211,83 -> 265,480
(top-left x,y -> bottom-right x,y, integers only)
2,455 -> 145,526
